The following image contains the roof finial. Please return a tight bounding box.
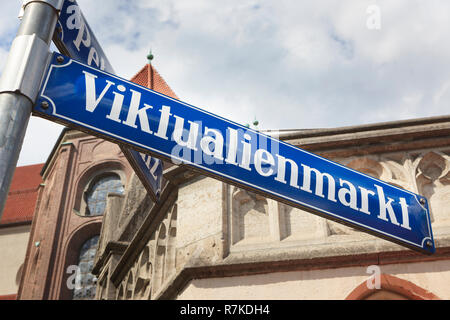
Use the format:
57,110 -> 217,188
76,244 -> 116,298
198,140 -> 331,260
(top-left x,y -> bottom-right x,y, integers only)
253,117 -> 259,128
147,49 -> 154,65
245,117 -> 260,130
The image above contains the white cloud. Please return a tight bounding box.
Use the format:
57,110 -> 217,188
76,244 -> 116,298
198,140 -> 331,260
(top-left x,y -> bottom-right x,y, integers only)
0,1 -> 21,39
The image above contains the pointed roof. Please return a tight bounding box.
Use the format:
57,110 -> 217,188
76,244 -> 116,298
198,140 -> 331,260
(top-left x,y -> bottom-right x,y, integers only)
130,63 -> 178,100
1,163 -> 44,226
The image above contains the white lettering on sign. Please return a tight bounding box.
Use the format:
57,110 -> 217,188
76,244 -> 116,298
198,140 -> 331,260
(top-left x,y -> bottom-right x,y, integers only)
139,153 -> 160,180
83,71 -> 115,112
65,1 -> 106,71
82,70 -> 413,231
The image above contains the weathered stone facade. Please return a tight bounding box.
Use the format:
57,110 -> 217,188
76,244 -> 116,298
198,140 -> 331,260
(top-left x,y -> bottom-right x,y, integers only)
92,115 -> 450,300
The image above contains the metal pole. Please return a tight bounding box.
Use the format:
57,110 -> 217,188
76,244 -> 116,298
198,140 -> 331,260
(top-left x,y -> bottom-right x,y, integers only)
0,1 -> 62,219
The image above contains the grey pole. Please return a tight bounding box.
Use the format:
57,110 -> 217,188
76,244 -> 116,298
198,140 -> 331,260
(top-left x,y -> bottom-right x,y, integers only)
0,0 -> 63,220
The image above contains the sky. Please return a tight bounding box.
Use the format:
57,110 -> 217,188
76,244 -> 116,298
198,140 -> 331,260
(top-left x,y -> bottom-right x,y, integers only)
1,0 -> 450,166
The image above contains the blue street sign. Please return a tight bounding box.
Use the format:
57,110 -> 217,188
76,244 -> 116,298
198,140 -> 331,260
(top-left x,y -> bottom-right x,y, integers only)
121,148 -> 163,200
54,0 -> 114,73
33,53 -> 435,254
53,0 -> 163,202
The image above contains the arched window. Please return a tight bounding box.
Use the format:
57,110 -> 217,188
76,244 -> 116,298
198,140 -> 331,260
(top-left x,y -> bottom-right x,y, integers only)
346,274 -> 440,300
85,174 -> 124,216
73,235 -> 99,300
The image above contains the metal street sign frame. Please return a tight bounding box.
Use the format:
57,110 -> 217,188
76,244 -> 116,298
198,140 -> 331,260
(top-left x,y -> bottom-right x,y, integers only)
51,0 -> 163,202
33,53 -> 436,254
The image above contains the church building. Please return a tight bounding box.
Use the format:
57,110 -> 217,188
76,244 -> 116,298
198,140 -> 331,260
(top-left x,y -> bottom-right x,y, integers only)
13,59 -> 450,300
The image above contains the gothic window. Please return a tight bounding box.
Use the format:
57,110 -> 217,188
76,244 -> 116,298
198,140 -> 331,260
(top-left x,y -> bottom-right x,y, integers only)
73,235 -> 99,300
85,174 -> 124,216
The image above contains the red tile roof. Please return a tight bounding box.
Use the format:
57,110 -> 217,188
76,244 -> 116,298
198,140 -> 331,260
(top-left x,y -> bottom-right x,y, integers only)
0,294 -> 17,300
130,63 -> 178,99
1,164 -> 44,226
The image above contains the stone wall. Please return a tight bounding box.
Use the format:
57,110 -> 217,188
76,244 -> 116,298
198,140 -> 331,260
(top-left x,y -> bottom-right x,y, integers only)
93,116 -> 450,300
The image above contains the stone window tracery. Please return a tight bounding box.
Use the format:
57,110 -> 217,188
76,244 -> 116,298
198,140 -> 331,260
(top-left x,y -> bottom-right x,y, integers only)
73,235 -> 99,300
85,173 -> 124,216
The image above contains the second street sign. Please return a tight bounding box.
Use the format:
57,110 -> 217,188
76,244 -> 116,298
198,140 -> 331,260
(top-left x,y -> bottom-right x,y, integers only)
52,0 -> 163,202
33,53 -> 436,254
53,0 -> 114,74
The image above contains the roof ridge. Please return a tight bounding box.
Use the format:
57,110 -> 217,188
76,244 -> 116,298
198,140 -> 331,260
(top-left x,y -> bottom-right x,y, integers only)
150,65 -> 179,99
130,64 -> 150,83
149,63 -> 153,90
